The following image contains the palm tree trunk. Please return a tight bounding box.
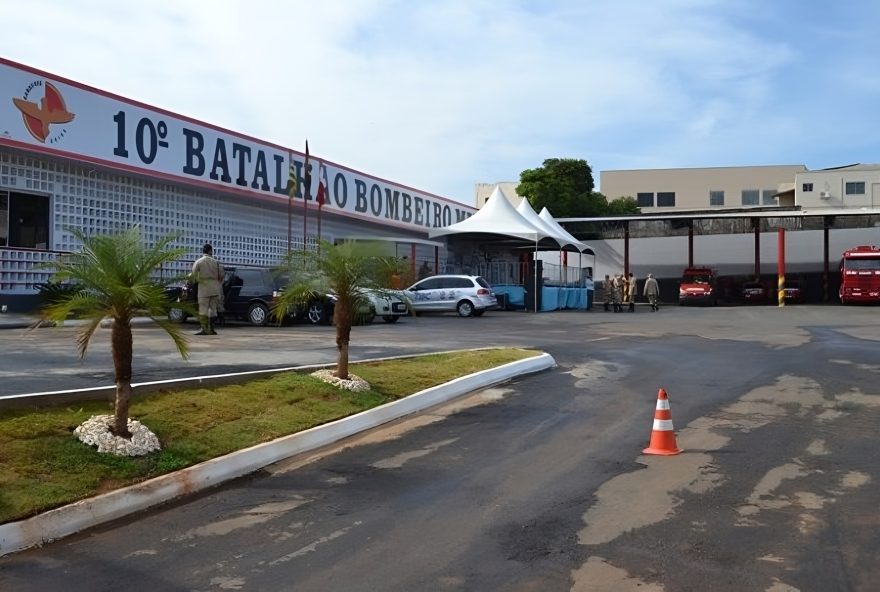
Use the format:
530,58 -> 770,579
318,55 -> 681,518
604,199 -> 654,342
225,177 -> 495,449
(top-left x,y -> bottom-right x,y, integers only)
335,301 -> 352,380
111,318 -> 134,438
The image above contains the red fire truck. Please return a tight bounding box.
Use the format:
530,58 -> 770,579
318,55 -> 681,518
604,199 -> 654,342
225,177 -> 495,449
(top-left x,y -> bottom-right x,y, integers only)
839,245 -> 880,304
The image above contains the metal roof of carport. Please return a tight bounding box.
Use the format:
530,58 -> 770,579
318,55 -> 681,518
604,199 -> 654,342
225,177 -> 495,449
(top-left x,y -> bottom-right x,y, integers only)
554,206 -> 880,300
556,206 -> 880,224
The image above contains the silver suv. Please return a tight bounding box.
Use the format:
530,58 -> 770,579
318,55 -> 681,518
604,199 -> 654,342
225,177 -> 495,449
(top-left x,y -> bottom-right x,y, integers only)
404,275 -> 498,317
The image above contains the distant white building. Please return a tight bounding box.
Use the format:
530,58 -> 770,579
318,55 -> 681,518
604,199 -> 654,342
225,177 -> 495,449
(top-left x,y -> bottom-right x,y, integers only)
789,164 -> 880,210
599,165 -> 808,211
475,182 -> 522,208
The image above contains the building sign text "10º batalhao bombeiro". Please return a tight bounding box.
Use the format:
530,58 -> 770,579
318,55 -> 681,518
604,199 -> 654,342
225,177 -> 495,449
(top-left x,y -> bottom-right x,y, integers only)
0,58 -> 474,231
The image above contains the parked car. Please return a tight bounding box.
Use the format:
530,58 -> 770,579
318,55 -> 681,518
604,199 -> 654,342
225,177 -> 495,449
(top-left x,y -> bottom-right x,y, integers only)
782,279 -> 805,304
361,289 -> 409,323
403,275 -> 498,317
740,281 -> 770,304
167,267 -> 332,326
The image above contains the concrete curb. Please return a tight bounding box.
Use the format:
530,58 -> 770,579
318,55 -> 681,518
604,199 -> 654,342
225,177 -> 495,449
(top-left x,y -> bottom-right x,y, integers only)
0,352 -> 555,557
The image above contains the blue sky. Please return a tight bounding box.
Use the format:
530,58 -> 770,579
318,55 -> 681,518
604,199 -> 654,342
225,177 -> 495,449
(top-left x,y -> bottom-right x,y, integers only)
3,0 -> 879,206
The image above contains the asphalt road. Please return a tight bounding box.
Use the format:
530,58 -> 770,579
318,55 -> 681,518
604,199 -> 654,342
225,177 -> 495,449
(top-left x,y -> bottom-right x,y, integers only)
1,305 -> 879,591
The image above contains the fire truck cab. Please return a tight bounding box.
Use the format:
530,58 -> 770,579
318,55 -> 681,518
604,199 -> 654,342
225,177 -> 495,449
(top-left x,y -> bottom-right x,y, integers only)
679,267 -> 719,306
839,245 -> 880,304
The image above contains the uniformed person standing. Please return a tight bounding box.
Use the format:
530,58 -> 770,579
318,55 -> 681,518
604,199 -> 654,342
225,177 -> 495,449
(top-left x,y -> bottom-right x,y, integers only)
603,274 -> 612,311
191,243 -> 224,335
644,273 -> 660,311
626,272 -> 638,312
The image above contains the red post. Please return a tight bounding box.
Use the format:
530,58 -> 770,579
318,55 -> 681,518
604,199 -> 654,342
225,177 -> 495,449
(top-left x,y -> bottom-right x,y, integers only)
777,228 -> 785,307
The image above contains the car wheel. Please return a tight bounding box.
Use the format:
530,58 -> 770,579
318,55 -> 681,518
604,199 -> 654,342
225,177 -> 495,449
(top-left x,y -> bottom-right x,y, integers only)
307,301 -> 329,325
382,315 -> 400,323
168,307 -> 187,323
456,300 -> 475,317
247,302 -> 270,326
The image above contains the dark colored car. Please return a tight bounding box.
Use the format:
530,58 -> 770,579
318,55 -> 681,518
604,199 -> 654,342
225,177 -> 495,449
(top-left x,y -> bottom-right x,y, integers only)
167,267 -> 333,326
782,279 -> 805,304
741,281 -> 770,304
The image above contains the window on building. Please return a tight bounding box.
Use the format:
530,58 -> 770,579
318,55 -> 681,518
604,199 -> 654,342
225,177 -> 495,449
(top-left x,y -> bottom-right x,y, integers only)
709,190 -> 724,206
2,191 -> 49,249
741,189 -> 759,206
636,192 -> 654,207
845,181 -> 865,195
802,182 -> 813,192
657,192 -> 675,207
762,189 -> 777,205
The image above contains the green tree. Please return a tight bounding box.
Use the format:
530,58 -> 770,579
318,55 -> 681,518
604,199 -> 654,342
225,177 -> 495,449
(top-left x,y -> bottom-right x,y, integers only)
273,240 -> 394,380
516,159 -> 641,218
36,227 -> 190,438
516,158 -> 603,217
605,195 -> 641,216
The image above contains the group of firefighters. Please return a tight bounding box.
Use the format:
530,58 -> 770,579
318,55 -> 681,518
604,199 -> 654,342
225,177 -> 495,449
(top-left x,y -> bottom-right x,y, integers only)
602,272 -> 660,312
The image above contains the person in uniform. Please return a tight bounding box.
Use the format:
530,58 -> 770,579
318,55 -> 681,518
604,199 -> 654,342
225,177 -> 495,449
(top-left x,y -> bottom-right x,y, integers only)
191,243 -> 224,335
644,273 -> 660,311
603,274 -> 612,311
612,273 -> 623,312
626,272 -> 638,312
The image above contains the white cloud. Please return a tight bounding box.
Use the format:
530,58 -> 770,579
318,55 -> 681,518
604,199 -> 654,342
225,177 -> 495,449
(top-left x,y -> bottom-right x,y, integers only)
2,0 -> 877,204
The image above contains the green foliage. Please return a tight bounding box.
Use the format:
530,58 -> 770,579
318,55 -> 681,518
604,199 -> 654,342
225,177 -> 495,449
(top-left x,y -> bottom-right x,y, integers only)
606,195 -> 641,215
36,280 -> 85,307
516,158 -> 640,218
37,226 -> 191,359
35,226 -> 192,438
516,158 -> 598,217
273,240 -> 400,378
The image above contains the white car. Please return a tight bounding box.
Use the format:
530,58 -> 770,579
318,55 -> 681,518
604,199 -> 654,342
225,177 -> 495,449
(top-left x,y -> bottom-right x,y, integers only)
403,275 -> 498,317
364,289 -> 409,323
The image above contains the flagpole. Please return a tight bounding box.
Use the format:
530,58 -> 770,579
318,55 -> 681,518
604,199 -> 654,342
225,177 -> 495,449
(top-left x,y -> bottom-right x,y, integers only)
317,160 -> 322,246
303,139 -> 310,250
287,151 -> 296,254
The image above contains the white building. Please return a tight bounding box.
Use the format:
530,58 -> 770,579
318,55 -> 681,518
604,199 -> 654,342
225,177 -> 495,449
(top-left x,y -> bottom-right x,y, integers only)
0,58 -> 476,309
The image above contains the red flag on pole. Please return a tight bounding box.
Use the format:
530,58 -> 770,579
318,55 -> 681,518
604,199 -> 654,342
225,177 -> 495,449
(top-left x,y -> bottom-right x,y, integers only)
316,161 -> 327,208
303,140 -> 310,248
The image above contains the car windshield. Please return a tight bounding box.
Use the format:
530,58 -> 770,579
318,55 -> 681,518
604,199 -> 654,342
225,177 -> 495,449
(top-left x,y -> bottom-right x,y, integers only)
684,275 -> 711,284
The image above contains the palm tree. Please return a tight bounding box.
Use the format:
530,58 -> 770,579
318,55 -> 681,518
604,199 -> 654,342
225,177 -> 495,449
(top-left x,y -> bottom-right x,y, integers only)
37,226 -> 190,438
273,240 -> 395,380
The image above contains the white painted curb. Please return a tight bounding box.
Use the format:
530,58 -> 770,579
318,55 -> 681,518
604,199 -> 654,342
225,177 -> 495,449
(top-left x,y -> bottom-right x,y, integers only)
0,353 -> 555,556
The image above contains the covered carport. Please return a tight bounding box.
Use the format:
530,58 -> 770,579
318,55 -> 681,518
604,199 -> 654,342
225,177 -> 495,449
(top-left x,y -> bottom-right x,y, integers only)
557,206 -> 880,304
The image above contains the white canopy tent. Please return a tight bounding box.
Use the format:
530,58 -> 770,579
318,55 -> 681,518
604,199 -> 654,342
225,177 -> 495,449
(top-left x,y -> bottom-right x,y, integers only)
516,199 -> 584,252
538,207 -> 596,281
429,186 -> 555,311
428,186 -> 550,243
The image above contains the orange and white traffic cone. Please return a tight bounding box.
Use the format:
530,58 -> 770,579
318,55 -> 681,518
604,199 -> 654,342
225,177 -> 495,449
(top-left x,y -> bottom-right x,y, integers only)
643,388 -> 682,455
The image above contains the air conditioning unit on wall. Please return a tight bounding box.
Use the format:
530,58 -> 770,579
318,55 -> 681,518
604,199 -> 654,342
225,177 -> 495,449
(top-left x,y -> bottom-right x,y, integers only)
820,191 -> 831,199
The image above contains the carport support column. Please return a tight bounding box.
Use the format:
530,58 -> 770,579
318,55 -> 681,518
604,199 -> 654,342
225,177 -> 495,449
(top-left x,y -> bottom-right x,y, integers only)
753,218 -> 761,280
624,222 -> 630,277
687,221 -> 694,267
434,245 -> 439,275
823,216 -> 832,302
411,243 -> 417,281
777,228 -> 785,308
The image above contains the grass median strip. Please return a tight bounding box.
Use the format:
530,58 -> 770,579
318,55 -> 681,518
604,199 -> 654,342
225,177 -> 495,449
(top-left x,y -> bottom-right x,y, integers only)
0,348 -> 539,524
